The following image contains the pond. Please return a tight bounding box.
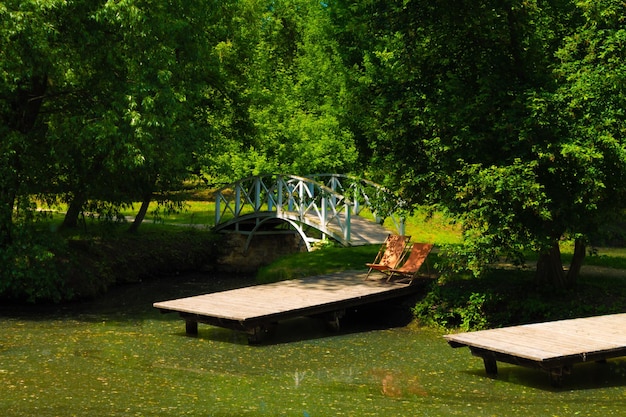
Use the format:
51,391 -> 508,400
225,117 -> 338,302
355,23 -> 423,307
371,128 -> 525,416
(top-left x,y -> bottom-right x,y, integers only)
2,274 -> 626,417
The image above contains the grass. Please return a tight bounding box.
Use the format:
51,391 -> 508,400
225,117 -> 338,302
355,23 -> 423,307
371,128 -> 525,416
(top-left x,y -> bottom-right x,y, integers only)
256,245 -> 379,283
395,208 -> 462,245
577,247 -> 626,270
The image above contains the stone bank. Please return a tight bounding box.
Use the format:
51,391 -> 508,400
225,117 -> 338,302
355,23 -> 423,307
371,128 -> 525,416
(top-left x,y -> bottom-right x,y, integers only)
215,233 -> 306,273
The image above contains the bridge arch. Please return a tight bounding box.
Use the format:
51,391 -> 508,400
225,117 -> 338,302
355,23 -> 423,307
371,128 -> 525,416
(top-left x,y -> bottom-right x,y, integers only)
214,174 -> 404,251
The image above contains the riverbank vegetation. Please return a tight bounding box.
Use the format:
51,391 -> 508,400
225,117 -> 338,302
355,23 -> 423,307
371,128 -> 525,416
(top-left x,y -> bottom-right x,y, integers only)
5,183 -> 626,333
0,218 -> 218,303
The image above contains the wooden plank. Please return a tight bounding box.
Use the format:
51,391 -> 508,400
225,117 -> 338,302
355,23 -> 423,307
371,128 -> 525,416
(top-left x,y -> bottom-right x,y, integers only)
446,314 -> 626,361
445,313 -> 626,384
156,275 -> 405,320
535,316 -> 626,346
447,328 -> 567,361
476,326 -> 619,356
532,315 -> 626,344
154,271 -> 420,337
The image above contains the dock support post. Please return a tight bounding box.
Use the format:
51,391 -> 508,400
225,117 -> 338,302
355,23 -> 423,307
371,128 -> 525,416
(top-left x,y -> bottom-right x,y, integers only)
247,324 -> 277,344
186,320 -> 198,336
549,366 -> 570,388
325,310 -> 345,332
482,357 -> 498,376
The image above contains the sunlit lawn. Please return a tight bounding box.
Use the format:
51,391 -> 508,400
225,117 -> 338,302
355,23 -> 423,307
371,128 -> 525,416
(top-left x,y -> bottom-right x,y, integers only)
116,201 -> 215,226
46,198 -> 626,269
47,199 -> 462,244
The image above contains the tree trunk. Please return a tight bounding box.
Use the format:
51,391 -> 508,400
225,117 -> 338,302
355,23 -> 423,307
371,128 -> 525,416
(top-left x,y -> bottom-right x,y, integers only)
61,194 -> 86,229
0,76 -> 48,246
127,193 -> 152,234
535,241 -> 566,288
565,238 -> 586,288
0,187 -> 15,247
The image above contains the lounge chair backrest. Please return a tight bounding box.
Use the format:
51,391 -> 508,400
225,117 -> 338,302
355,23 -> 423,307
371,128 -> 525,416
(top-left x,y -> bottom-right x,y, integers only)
395,243 -> 433,273
365,234 -> 411,278
379,234 -> 409,268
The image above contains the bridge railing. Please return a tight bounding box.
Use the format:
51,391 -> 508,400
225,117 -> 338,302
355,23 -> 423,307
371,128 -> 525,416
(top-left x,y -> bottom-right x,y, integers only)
214,174 -> 405,245
308,174 -> 406,235
215,174 -> 353,240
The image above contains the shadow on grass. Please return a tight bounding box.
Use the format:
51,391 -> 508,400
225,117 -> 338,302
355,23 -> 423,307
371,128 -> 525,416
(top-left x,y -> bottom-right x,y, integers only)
461,358 -> 626,392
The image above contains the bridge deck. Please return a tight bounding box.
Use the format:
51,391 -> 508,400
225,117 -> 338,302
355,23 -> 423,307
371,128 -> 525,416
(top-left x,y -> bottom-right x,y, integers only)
329,214 -> 390,245
445,313 -> 626,385
154,271 -> 420,343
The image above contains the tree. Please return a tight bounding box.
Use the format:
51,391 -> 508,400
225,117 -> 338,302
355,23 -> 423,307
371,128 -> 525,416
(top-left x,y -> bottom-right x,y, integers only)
0,0 -> 259,300
545,0 -> 626,283
329,0 -> 614,288
0,0 -> 257,236
220,0 -> 357,179
0,0 -> 64,245
51,0 -> 254,231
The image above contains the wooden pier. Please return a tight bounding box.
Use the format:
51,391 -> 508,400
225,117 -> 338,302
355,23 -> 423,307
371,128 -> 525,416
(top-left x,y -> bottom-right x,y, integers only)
445,313 -> 626,385
154,271 -> 421,343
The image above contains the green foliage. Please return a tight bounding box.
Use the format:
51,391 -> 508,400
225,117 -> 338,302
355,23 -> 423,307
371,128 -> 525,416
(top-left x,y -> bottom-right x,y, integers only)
0,0 -> 259,238
413,266 -> 626,331
223,0 -> 357,178
450,159 -> 552,273
413,285 -> 492,331
4,0 -> 626,299
0,227 -> 71,303
329,0 -> 626,287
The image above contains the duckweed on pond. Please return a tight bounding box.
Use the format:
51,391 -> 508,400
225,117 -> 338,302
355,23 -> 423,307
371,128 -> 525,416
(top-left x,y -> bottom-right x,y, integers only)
2,275 -> 626,416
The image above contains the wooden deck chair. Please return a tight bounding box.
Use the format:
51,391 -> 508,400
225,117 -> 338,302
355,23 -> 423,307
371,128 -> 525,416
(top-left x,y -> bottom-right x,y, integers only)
366,234 -> 411,278
387,243 -> 434,283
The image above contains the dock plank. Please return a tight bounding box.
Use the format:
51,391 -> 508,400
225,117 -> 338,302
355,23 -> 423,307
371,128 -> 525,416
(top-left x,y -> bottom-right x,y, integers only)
448,329 -> 568,360
154,271 -> 422,341
445,313 -> 626,384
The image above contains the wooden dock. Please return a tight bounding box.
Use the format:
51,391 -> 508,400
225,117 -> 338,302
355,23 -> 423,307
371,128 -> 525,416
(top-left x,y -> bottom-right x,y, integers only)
154,271 -> 421,343
445,313 -> 626,385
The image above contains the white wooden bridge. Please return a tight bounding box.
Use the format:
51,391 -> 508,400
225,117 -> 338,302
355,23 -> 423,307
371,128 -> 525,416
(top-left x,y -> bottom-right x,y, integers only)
214,174 -> 405,251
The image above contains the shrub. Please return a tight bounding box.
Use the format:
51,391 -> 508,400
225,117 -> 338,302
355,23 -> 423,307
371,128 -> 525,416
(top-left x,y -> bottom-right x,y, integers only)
412,282 -> 493,331
0,228 -> 72,303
